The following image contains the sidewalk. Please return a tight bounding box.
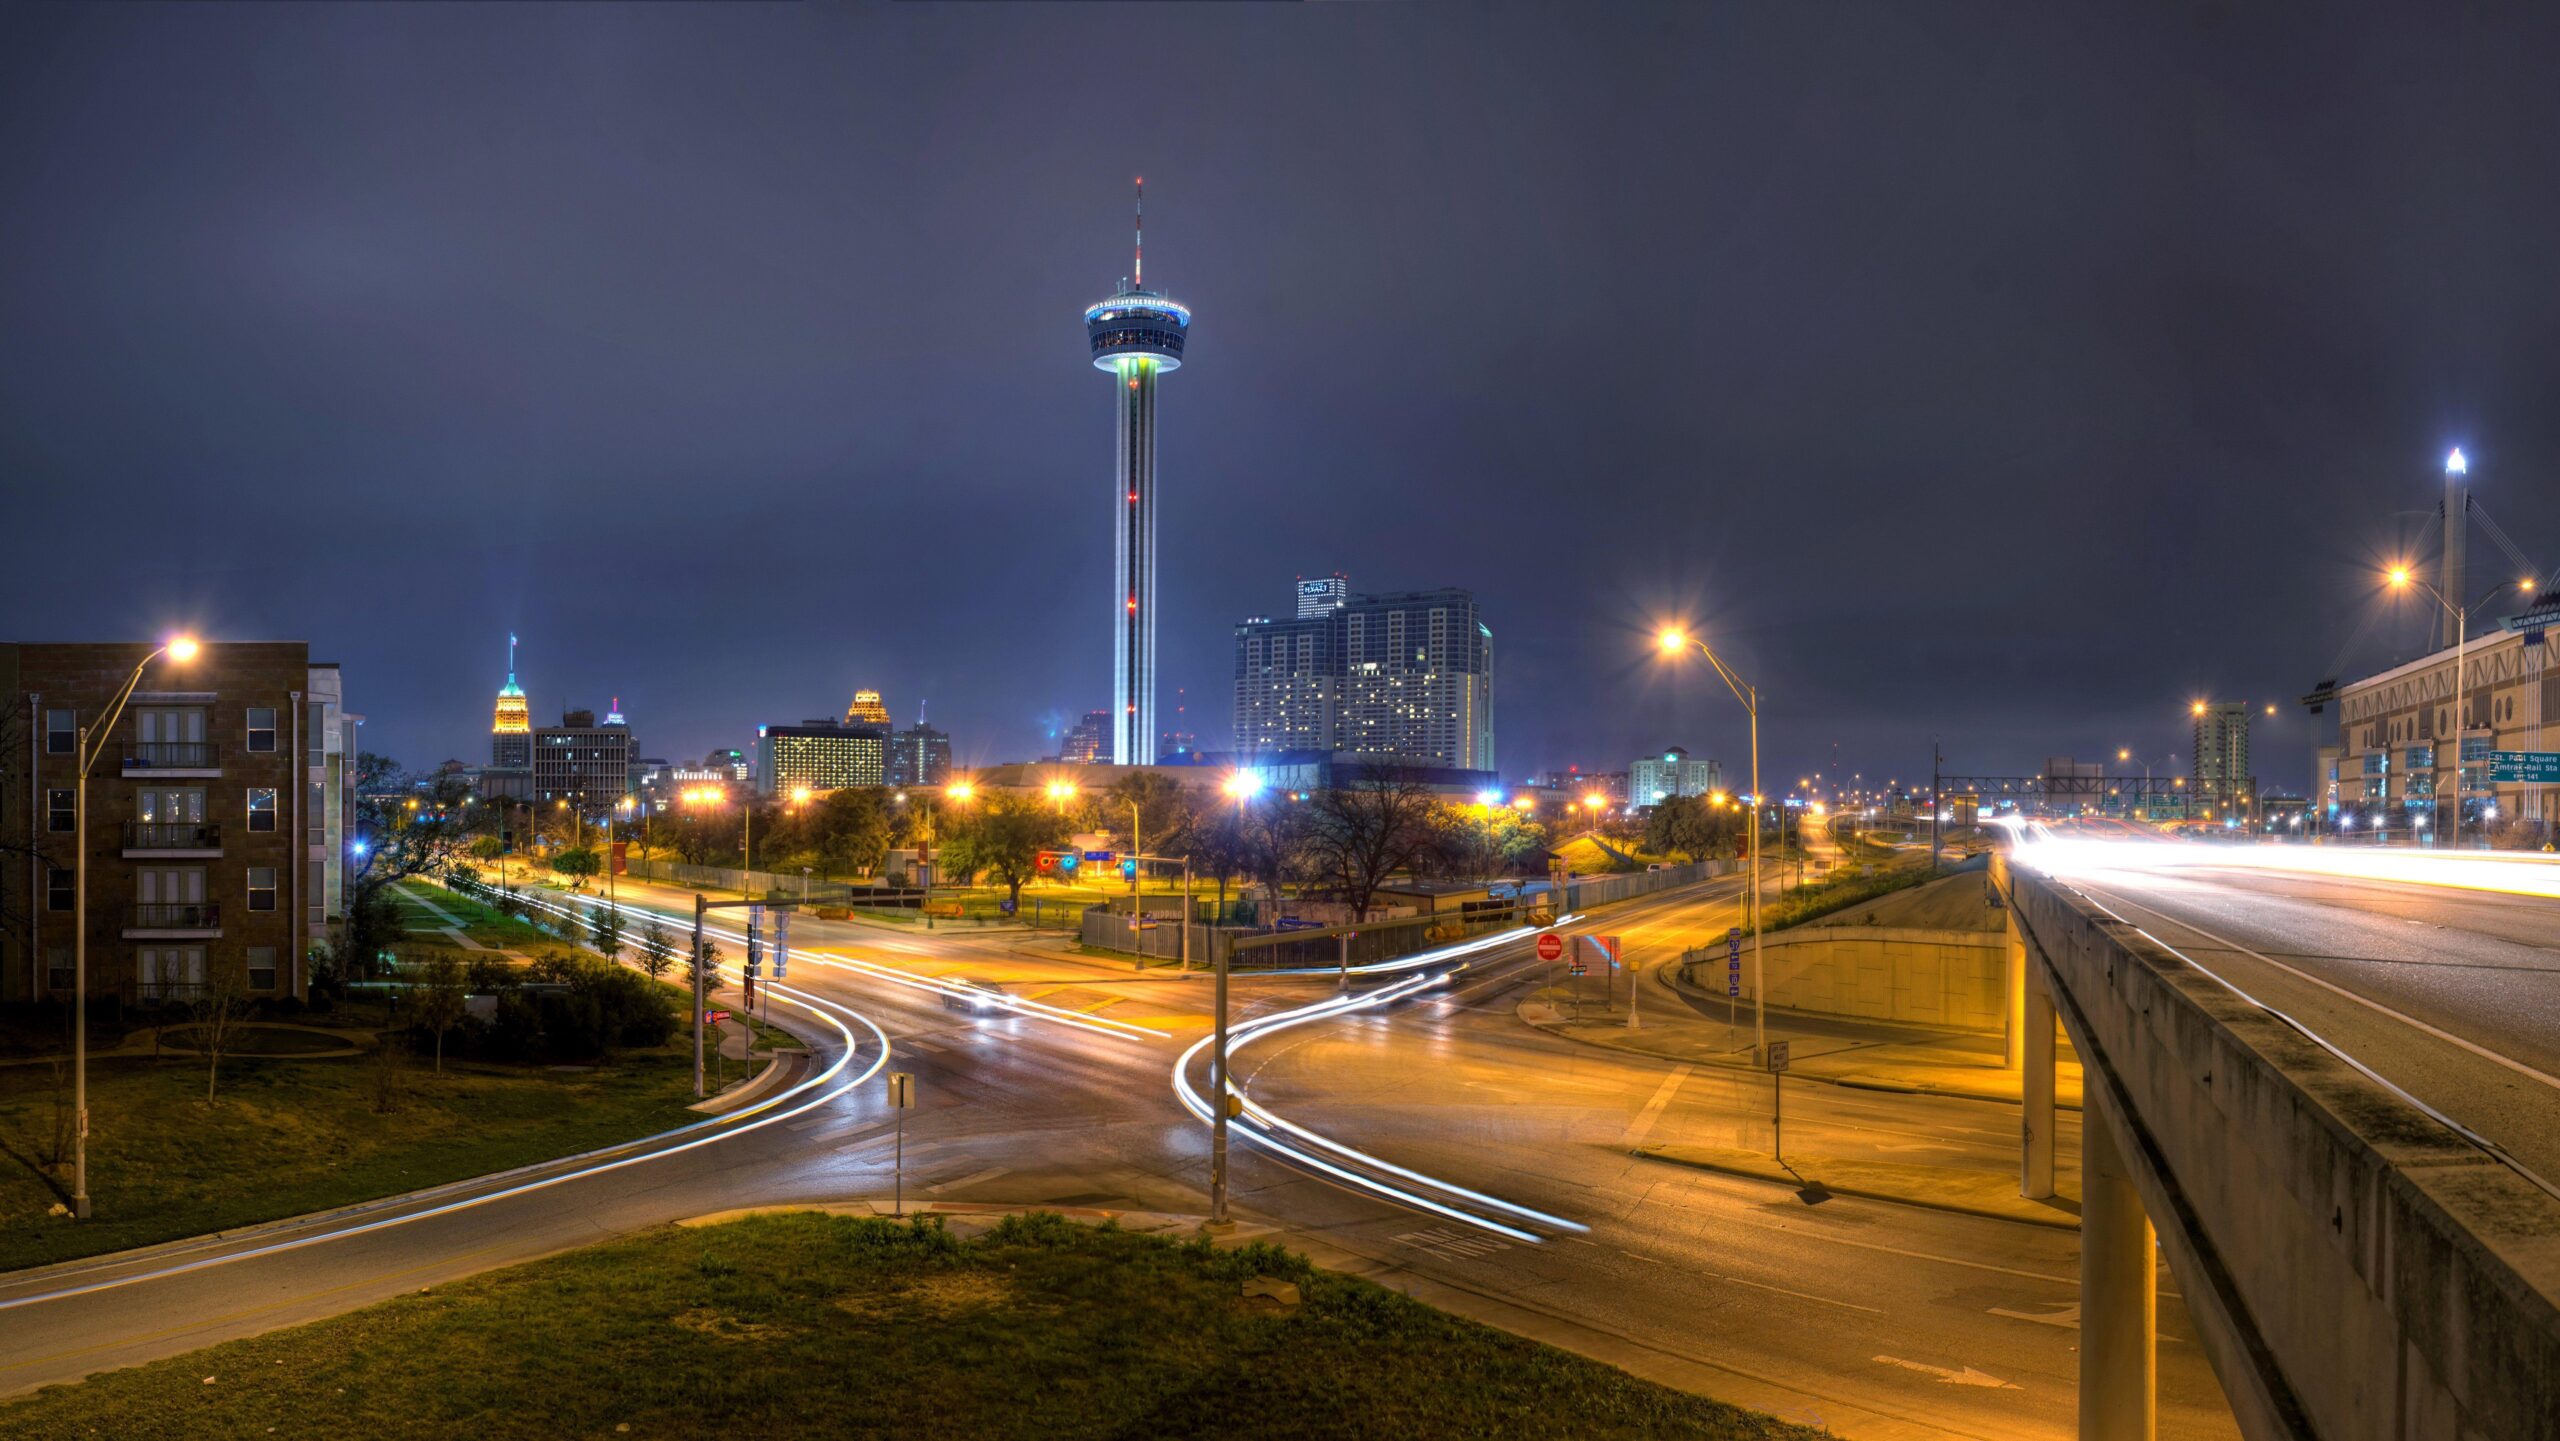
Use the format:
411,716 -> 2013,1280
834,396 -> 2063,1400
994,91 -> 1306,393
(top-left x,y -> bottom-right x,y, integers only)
1519,955 -> 2082,1110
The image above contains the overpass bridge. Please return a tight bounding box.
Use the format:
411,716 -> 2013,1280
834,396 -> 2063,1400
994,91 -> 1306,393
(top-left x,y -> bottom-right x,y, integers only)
1987,851 -> 2560,1439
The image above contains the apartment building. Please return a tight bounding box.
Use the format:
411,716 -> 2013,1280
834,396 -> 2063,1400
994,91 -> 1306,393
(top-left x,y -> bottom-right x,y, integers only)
3,641 -> 352,1005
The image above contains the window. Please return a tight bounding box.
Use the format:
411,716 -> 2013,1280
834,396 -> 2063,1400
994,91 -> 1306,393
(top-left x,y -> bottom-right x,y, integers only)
138,788 -> 205,824
247,787 -> 278,831
44,709 -> 75,755
246,945 -> 279,992
47,789 -> 73,833
246,707 -> 277,753
46,945 -> 73,993
248,866 -> 277,912
47,869 -> 72,912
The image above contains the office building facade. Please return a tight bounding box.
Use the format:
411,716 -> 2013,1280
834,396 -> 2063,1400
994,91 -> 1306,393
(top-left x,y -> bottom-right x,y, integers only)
1628,747 -> 1721,808
888,723 -> 953,788
1058,710 -> 1109,765
845,689 -> 891,726
755,720 -> 887,795
2,641 -> 351,1004
534,710 -> 636,809
1295,573 -> 1348,619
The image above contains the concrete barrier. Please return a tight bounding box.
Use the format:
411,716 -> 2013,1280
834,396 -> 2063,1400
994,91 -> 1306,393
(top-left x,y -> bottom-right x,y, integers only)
2011,868 -> 2560,1440
1682,925 -> 2006,1033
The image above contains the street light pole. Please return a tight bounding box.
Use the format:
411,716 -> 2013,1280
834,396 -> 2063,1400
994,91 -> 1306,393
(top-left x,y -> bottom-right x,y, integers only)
2389,566 -> 2533,850
1658,629 -> 1767,1060
71,636 -> 198,1219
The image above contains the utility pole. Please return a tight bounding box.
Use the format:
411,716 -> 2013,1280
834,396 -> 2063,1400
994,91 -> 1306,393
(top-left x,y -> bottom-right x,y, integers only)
1930,740 -> 1943,872
690,892 -> 708,1098
1207,929 -> 1233,1232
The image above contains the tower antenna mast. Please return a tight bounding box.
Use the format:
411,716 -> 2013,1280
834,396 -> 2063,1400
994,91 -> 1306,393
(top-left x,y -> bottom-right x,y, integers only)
1134,177 -> 1144,289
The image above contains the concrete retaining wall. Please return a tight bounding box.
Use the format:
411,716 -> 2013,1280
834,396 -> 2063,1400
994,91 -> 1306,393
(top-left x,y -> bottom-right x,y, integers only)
1681,926 -> 2006,1033
2010,866 -> 2560,1440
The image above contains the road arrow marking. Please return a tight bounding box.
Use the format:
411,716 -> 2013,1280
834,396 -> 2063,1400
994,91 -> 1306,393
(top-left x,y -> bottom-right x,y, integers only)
1873,1356 -> 2020,1388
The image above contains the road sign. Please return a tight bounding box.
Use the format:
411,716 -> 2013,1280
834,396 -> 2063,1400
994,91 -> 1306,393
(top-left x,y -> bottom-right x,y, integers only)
746,906 -> 763,976
999,898 -> 1017,915
771,911 -> 789,980
1585,935 -> 1623,970
1568,959 -> 1587,976
1765,1041 -> 1791,1073
886,1071 -> 915,1108
1082,850 -> 1116,863
1726,926 -> 1743,998
704,1009 -> 729,1025
1535,933 -> 1565,962
2490,750 -> 2560,783
1275,917 -> 1323,932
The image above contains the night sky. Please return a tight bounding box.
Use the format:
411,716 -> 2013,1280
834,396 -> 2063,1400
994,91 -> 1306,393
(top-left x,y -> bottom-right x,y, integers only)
7,5 -> 2558,793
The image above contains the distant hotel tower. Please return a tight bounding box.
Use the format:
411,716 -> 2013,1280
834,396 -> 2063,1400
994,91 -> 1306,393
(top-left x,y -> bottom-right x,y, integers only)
1085,179 -> 1193,764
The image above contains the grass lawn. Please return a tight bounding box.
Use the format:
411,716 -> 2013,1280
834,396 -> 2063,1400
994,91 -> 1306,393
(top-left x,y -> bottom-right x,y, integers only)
0,1039 -> 719,1275
0,1211 -> 1824,1441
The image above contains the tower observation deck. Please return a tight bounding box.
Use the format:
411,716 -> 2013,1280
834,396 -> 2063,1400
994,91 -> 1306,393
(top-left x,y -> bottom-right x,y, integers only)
1086,181 -> 1193,766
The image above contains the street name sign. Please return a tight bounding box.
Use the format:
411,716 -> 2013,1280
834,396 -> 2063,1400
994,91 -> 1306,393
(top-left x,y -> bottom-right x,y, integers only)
1765,1041 -> 1791,1073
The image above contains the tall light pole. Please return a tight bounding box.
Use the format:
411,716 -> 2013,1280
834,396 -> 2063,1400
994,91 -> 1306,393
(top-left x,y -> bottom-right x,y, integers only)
72,634 -> 199,1219
2387,563 -> 2534,849
1657,627 -> 1767,1059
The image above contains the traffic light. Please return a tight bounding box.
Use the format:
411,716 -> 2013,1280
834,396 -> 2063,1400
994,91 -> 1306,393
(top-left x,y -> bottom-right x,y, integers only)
1120,857 -> 1138,880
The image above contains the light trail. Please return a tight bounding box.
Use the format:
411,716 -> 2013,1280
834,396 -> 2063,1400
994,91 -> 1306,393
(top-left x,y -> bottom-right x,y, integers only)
512,886 -> 1160,1042
2005,822 -> 2560,901
0,983 -> 886,1314
1171,931 -> 1587,1242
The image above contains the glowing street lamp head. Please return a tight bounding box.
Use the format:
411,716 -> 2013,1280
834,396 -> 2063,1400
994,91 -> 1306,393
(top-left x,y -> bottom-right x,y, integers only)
1512,796 -> 1535,812
1222,771 -> 1263,800
2191,700 -> 2207,716
2117,748 -> 2131,762
1655,628 -> 1687,655
165,635 -> 201,664
1476,789 -> 1501,807
789,786 -> 812,806
946,780 -> 976,803
2446,447 -> 2467,476
2387,565 -> 2413,589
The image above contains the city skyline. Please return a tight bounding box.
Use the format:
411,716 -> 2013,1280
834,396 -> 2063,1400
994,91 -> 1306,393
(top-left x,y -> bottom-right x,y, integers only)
6,6 -> 2557,784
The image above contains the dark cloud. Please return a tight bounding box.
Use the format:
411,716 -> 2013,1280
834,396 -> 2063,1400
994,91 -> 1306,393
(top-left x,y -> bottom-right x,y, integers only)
5,4 -> 2555,790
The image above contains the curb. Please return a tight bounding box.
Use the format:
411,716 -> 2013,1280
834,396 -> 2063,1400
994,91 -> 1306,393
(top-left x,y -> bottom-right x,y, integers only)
1630,1146 -> 2081,1230
674,1200 -> 1263,1238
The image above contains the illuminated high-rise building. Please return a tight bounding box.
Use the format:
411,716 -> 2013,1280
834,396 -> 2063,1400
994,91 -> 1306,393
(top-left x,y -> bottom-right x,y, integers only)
491,632 -> 531,770
1084,179 -> 1193,765
845,688 -> 890,725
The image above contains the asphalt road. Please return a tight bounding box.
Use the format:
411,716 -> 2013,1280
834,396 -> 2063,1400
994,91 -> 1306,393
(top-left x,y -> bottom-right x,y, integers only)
0,873 -> 2241,1440
2035,847 -> 2560,1189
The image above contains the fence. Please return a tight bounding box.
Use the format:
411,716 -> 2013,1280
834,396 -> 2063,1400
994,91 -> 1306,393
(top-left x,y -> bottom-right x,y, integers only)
1073,859 -> 1734,969
620,858 -> 866,903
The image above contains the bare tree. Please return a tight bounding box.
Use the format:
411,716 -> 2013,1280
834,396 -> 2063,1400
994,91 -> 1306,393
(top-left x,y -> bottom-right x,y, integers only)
1302,773 -> 1442,921
636,915 -> 676,980
194,964 -> 251,1103
414,953 -> 468,1073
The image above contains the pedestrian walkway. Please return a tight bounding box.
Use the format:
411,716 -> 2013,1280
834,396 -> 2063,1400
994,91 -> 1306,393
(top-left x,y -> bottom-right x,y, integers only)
1519,953 -> 2082,1110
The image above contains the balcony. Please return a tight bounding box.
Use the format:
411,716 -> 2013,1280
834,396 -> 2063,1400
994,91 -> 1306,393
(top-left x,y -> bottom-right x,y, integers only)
126,902 -> 221,937
120,741 -> 221,777
123,821 -> 222,856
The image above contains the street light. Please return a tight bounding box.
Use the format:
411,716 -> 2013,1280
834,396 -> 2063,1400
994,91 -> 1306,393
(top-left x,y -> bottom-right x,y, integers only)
2385,564 -> 2535,849
1655,625 -> 1769,1058
71,633 -> 199,1219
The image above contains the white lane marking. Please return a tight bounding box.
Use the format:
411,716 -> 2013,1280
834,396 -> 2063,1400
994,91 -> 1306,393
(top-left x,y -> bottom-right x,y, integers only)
1619,1064 -> 1695,1148
2090,884 -> 2560,1095
1873,1356 -> 2018,1388
1712,1272 -> 1883,1315
925,1166 -> 1012,1196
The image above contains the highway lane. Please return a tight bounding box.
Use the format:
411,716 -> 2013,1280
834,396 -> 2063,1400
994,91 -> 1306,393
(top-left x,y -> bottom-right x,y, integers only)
2,871 -> 2243,1437
2022,848 -> 2560,1188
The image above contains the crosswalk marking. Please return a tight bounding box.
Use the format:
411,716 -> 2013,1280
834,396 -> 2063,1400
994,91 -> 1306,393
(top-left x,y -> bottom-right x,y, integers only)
1391,1226 -> 1511,1262
924,1166 -> 1012,1196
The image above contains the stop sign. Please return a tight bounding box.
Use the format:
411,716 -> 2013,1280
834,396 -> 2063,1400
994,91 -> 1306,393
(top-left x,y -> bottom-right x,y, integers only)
1535,933 -> 1564,962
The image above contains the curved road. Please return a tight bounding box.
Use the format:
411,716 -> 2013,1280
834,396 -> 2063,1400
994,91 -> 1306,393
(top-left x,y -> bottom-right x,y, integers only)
2,872 -> 2241,1439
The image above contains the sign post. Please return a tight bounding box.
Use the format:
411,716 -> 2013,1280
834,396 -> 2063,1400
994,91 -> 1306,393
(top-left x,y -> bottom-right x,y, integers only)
887,1071 -> 916,1217
1766,1040 -> 1792,1166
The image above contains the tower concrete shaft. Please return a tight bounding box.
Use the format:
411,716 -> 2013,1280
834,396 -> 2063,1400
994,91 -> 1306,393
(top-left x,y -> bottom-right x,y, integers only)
1114,355 -> 1160,764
